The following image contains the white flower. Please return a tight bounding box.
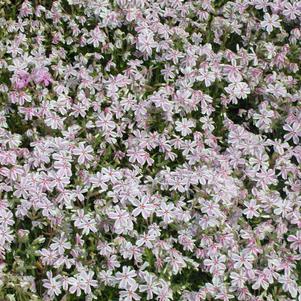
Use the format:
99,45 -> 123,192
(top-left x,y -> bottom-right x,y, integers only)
115,266 -> 137,289
43,272 -> 62,297
137,30 -> 157,56
108,206 -> 134,234
233,82 -> 250,99
175,118 -> 195,136
261,14 -> 281,33
157,202 -> 175,224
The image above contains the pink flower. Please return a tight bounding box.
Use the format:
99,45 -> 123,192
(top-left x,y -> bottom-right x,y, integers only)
32,67 -> 52,86
261,13 -> 281,33
13,70 -> 30,89
278,274 -> 298,298
157,202 -> 175,224
50,234 -> 71,254
119,282 -> 141,301
73,143 -> 94,164
230,271 -> 247,289
232,252 -> 253,269
233,82 -> 250,99
79,270 -> 98,295
68,275 -> 83,297
283,122 -> 301,144
243,199 -> 260,219
88,26 -> 106,47
131,196 -> 154,219
204,255 -> 226,274
108,206 -> 134,234
288,231 -> 301,252
115,266 -> 137,289
139,272 -> 159,300
43,272 -> 62,297
283,2 -> 300,20
223,64 -> 242,82
175,118 -> 195,136
137,30 -> 157,56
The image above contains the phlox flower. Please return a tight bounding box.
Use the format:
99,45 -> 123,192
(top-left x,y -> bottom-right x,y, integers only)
157,202 -> 175,224
73,142 -> 94,164
243,199 -> 260,219
261,14 -> 281,33
32,67 -> 52,86
288,231 -> 301,253
119,282 -> 141,301
137,30 -> 157,57
283,122 -> 301,144
115,266 -> 137,289
131,196 -> 154,219
1,1 -> 301,300
108,205 -> 134,234
175,118 -> 195,136
43,272 -> 62,297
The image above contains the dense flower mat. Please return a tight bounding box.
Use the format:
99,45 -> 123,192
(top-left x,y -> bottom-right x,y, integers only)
0,0 -> 301,300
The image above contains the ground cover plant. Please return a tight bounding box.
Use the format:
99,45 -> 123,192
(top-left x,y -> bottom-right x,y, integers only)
0,0 -> 301,300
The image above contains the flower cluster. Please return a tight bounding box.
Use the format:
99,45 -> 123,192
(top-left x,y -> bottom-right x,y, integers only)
0,0 -> 301,300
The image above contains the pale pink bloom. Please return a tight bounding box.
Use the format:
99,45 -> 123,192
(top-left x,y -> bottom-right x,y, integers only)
157,202 -> 175,224
115,266 -> 137,289
243,199 -> 260,219
127,148 -> 153,165
73,143 -> 94,164
32,67 -> 52,86
45,113 -> 65,130
288,231 -> 301,252
79,270 -> 98,295
136,231 -> 157,248
283,2 -> 300,20
175,118 -> 195,136
198,68 -> 215,87
232,252 -> 253,269
252,272 -> 270,290
278,274 -> 298,298
107,254 -> 121,270
80,217 -> 97,235
233,82 -> 250,99
39,248 -> 59,266
88,26 -> 106,47
137,30 -> 157,56
131,196 -> 154,219
96,112 -> 116,131
68,275 -> 83,297
223,64 -> 242,82
119,282 -> 141,301
14,70 -> 30,89
108,206 -> 134,234
274,199 -> 293,217
283,122 -> 301,144
261,13 -> 281,33
139,272 -> 158,300
204,255 -> 226,273
157,281 -> 173,301
43,272 -> 62,297
230,271 -> 247,289
50,234 -> 71,254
